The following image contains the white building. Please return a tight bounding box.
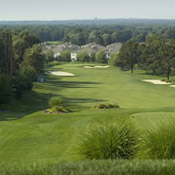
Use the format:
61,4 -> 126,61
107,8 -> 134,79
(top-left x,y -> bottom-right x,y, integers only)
54,53 -> 60,58
71,53 -> 78,62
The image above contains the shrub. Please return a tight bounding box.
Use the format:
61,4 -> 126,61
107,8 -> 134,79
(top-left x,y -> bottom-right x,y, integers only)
93,103 -> 119,109
78,123 -> 137,160
53,105 -> 68,113
48,97 -> 63,108
140,120 -> 175,159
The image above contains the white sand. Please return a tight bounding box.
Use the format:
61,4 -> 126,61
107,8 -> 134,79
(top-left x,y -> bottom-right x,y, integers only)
49,71 -> 75,76
84,65 -> 110,69
142,80 -> 171,85
170,85 -> 175,88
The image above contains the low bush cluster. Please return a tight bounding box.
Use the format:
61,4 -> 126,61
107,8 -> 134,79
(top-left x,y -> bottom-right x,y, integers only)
93,103 -> 119,109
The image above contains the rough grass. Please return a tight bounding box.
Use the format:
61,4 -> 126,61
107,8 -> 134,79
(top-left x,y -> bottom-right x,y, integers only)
1,160 -> 175,175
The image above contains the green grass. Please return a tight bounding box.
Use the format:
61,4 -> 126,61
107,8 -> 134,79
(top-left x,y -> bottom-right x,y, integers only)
45,41 -> 64,45
1,160 -> 175,175
1,63 -> 175,170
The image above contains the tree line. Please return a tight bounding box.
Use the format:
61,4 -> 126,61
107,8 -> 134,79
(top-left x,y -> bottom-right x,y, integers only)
0,29 -> 44,106
114,35 -> 175,80
45,49 -> 108,64
3,24 -> 175,46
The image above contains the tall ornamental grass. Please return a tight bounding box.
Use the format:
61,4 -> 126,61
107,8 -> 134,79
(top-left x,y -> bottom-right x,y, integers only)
140,120 -> 175,159
78,123 -> 138,160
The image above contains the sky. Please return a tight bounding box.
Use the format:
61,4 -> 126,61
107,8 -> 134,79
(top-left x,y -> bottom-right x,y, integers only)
1,0 -> 175,21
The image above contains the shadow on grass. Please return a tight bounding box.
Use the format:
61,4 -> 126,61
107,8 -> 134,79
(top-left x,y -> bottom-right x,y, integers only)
0,91 -> 52,121
0,77 -> 103,121
64,97 -> 107,111
46,76 -> 101,88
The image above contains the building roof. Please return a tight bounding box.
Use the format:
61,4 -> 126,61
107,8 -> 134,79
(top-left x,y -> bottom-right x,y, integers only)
81,43 -> 106,53
52,42 -> 81,53
43,42 -> 123,55
106,42 -> 122,54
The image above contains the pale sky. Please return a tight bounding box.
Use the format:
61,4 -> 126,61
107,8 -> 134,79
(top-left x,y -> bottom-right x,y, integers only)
1,0 -> 175,21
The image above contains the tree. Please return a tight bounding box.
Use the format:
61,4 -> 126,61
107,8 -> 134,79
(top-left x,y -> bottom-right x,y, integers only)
77,51 -> 90,62
13,31 -> 40,72
89,52 -> 96,62
0,30 -> 14,79
118,41 -> 139,73
159,39 -> 175,80
22,44 -> 44,75
103,33 -> 112,46
144,35 -> 164,75
96,50 -> 107,63
59,50 -> 71,62
0,74 -> 11,105
109,53 -> 120,66
45,49 -> 54,62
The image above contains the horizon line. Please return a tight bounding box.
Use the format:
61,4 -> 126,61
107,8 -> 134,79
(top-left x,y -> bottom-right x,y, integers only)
2,18 -> 175,22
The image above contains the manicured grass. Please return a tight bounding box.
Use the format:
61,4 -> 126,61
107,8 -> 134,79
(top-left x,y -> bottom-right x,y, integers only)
1,62 -> 175,166
45,41 -> 64,45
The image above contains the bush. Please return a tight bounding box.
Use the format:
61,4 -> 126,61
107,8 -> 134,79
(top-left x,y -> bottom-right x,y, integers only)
140,120 -> 175,159
48,97 -> 63,108
46,105 -> 68,113
53,105 -> 68,113
93,103 -> 119,109
78,123 -> 137,160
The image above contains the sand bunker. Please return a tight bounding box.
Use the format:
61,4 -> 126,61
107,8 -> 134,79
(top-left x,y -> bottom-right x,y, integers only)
142,80 -> 171,85
84,65 -> 110,69
49,71 -> 75,76
170,85 -> 175,88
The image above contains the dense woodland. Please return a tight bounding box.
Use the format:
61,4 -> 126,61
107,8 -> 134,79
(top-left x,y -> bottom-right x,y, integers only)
1,23 -> 175,106
1,23 -> 175,45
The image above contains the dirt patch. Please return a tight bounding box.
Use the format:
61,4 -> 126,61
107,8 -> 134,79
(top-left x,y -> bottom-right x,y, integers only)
142,80 -> 171,85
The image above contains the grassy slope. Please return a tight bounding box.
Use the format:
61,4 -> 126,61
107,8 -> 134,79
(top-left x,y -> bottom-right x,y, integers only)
1,63 -> 175,164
